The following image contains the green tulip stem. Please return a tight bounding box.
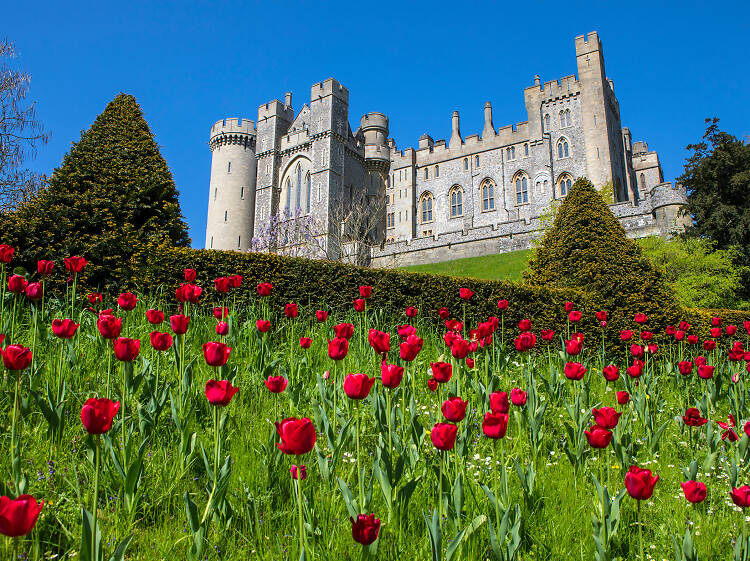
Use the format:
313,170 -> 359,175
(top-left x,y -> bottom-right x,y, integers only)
386,389 -> 393,460
438,449 -> 444,523
356,402 -> 364,511
213,406 -> 220,490
9,371 -> 20,471
493,439 -> 500,526
296,468 -> 306,556
105,344 -> 111,400
332,363 -> 338,437
638,499 -> 644,561
0,263 -> 5,328
92,435 -> 101,560
10,292 -> 17,343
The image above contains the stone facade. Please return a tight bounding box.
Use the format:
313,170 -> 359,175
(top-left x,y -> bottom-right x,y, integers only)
205,31 -> 690,265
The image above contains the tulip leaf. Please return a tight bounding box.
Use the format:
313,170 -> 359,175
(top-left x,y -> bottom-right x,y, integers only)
80,506 -> 101,561
107,535 -> 133,561
423,509 -> 442,561
336,476 -> 359,519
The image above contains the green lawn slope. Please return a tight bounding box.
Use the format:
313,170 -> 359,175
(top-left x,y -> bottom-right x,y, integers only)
399,249 -> 531,281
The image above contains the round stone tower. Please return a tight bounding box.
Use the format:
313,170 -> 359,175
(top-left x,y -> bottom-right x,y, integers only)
205,118 -> 257,251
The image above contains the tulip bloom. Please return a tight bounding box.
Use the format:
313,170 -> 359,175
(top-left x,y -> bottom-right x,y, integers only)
276,417 -> 316,455
568,310 -> 582,322
441,397 -> 468,422
64,256 -> 87,273
8,275 -> 27,294
228,275 -> 242,288
490,391 -> 510,414
113,337 -> 140,362
565,339 -> 583,355
299,337 -> 312,349
438,307 -> 450,319
718,415 -> 739,441
703,340 -> 716,351
514,332 -> 537,352
431,362 -> 452,384
316,310 -> 328,322
51,318 -> 80,339
367,329 -> 390,355
625,466 -> 659,500
214,277 -> 231,293
149,331 -> 173,351
170,314 -> 190,335
682,408 -> 708,427
328,337 -> 349,361
24,282 -> 42,301
175,283 -> 202,304
0,495 -> 44,537
146,309 -> 164,324
80,398 -> 120,434
497,299 -> 509,311
541,329 -> 555,341
482,412 -> 509,439
351,513 -> 380,546
332,323 -> 354,340
592,407 -> 621,430
450,338 -> 471,359
431,422 -> 458,450
203,341 -> 231,367
290,465 -> 307,480
256,319 -> 271,333
626,360 -> 643,378
97,314 -> 122,339
399,335 -> 423,362
678,361 -> 693,376
602,364 -> 620,382
184,268 -> 197,282
617,391 -> 630,405
265,376 -> 288,393
284,303 -> 298,318
0,244 -> 15,263
459,288 -> 473,300
634,313 -> 648,325
405,306 -> 418,317
518,319 -> 532,332
731,485 -> 750,508
595,310 -> 607,322
681,481 -> 707,504
117,292 -> 137,311
381,362 -> 404,388
697,365 -> 714,379
215,321 -> 229,336
427,378 -> 439,392
564,362 -> 586,381
213,307 -> 229,320
353,298 -> 365,312
584,425 -> 612,448
359,285 -> 372,298
398,324 -> 417,340
343,373 -> 376,400
510,388 -> 527,407
205,379 -> 239,406
2,345 -> 32,371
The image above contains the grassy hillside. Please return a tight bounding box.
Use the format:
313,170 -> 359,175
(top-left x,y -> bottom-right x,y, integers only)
400,249 -> 531,281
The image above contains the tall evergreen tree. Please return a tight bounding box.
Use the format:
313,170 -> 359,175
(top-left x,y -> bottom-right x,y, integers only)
1,93 -> 190,290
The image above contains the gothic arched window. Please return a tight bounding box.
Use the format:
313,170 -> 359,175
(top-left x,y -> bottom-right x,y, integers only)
557,137 -> 570,159
514,172 -> 529,205
544,114 -> 550,131
305,173 -> 311,213
449,185 -> 463,217
481,180 -> 495,211
419,192 -> 434,223
557,173 -> 573,197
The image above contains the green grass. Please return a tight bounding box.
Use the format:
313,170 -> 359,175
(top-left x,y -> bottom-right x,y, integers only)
400,250 -> 531,281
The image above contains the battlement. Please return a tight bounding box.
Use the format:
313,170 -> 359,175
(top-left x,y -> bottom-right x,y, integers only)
257,100 -> 293,122
210,118 -> 256,137
575,31 -> 602,56
650,182 -> 687,210
311,78 -> 349,103
360,112 -> 388,132
632,141 -> 649,156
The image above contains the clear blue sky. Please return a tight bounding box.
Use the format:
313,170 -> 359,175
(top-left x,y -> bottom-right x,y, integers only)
7,0 -> 749,246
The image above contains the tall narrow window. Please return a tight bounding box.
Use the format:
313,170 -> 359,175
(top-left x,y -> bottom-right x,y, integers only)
238,236 -> 241,249
420,192 -> 434,223
240,186 -> 244,200
227,161 -> 231,173
424,168 -> 429,180
558,173 -> 573,197
639,173 -> 646,189
450,186 -> 463,217
285,178 -> 291,213
305,173 -> 311,213
475,155 -> 480,167
463,158 -> 468,170
524,143 -> 529,156
514,173 -> 529,204
481,180 -> 495,211
295,164 -> 302,210
435,165 -> 439,178
544,114 -> 550,131
224,210 -> 228,222
214,188 -> 217,201
557,138 -> 570,159
210,236 -> 213,248
559,111 -> 565,128
565,109 -> 572,127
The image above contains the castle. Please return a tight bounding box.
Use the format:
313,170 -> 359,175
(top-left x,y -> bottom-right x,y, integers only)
205,31 -> 689,266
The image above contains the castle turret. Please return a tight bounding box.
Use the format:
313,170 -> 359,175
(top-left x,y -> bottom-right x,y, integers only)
205,118 -> 257,251
361,112 -> 390,168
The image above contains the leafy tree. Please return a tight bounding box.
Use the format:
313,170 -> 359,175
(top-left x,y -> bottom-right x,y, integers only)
1,93 -> 189,290
680,117 -> 750,295
525,177 -> 680,333
638,236 -> 748,309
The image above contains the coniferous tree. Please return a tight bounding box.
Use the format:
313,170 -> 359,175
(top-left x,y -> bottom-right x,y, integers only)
1,93 -> 190,290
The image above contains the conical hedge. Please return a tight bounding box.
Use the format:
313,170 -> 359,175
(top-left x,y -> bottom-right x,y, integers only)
2,93 -> 190,290
525,177 -> 680,329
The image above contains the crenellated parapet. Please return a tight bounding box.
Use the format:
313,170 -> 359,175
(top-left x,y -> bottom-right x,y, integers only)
210,118 -> 256,151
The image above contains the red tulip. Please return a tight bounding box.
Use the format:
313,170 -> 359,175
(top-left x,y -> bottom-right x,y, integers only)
564,301 -> 574,313
451,338 -> 471,359
595,310 -> 608,322
97,314 -> 122,339
438,307 -> 450,319
149,331 -> 173,351
228,274 -> 242,288
541,329 -> 555,341
184,268 -> 197,282
711,316 -> 722,327
490,391 -> 510,414
0,244 -> 14,264
431,362 -> 452,384
284,303 -> 298,318
1,345 -> 32,371
146,309 -> 164,324
442,397 -> 468,422
350,513 -> 380,546
634,313 -> 648,325
203,341 -> 231,367
170,314 -> 190,335
275,417 -> 316,455
64,256 -> 87,273
719,415 -> 739,441
678,361 -> 693,376
745,321 -> 750,335
328,337 -> 349,361
299,337 -> 312,349
213,307 -> 229,320
466,357 -> 475,368
397,324 -> 416,340
427,378 -> 439,392
87,292 -> 103,305
381,362 -> 404,388
732,486 -> 750,508
445,319 -> 462,332
0,495 -> 43,537
265,376 -> 288,393
682,408 -> 708,427
697,365 -> 714,379
256,319 -> 271,333
80,398 -> 120,434
625,466 -> 659,500
620,330 -> 633,341
459,288 -> 473,300
482,412 -> 509,439
565,339 -> 582,355
205,379 -> 239,406
368,329 -> 390,354
497,299 -> 509,311
703,340 -> 716,351
405,306 -> 418,318
681,481 -> 707,504
8,275 -> 27,294
117,292 -> 137,311
353,298 -> 365,312
674,330 -> 685,341
175,283 -> 202,304
687,335 -> 699,345
592,407 -> 621,429
215,321 -> 229,336
584,425 -> 612,448
564,362 -> 586,380
510,387 -> 527,406
213,277 -> 230,293
710,327 -> 722,338
630,344 -> 644,359
333,323 -> 355,340
617,391 -> 630,405
514,332 -> 537,352
431,422 -> 458,450
51,318 -> 79,339
602,364 -> 620,382
626,360 -> 644,378
695,356 -> 707,366
316,310 -> 328,322
343,373 -> 376,400
24,282 -> 42,301
518,319 -> 532,332
113,337 -> 140,362
290,465 -> 307,480
399,335 -> 423,361
568,310 -> 582,323
359,285 -> 372,298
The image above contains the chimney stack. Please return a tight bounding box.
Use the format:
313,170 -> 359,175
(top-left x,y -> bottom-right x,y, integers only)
483,102 -> 496,139
449,110 -> 462,148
